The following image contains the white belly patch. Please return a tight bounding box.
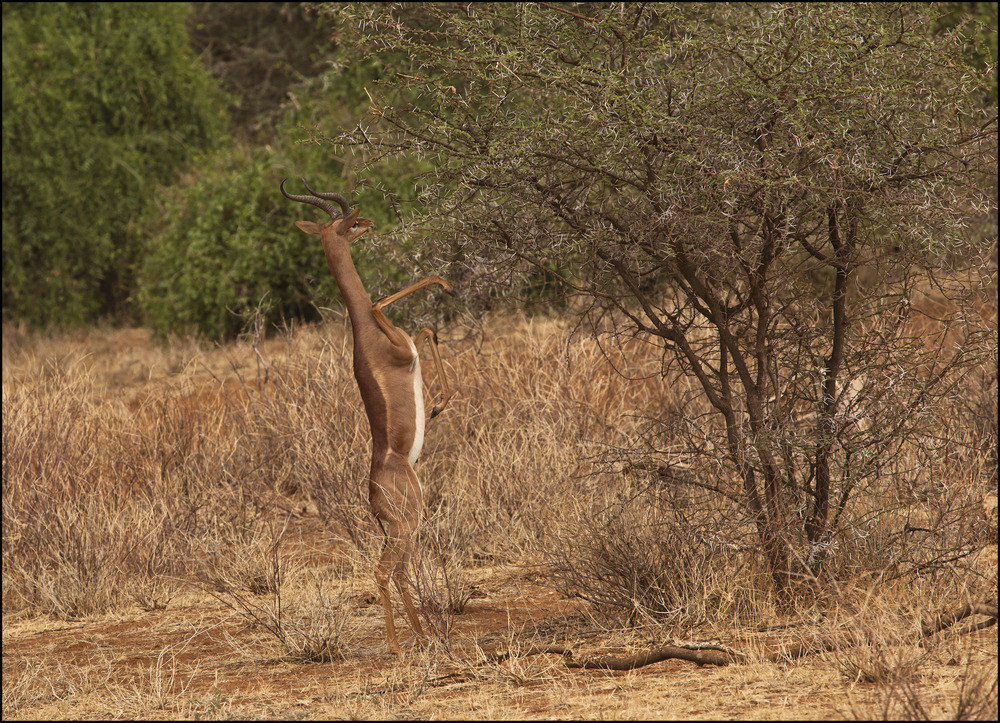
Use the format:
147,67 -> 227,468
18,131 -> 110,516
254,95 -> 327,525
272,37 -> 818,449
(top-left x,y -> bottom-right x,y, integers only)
407,336 -> 425,467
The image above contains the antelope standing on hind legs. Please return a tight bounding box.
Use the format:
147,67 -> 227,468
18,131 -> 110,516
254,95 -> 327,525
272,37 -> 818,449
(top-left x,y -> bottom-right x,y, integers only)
281,179 -> 454,655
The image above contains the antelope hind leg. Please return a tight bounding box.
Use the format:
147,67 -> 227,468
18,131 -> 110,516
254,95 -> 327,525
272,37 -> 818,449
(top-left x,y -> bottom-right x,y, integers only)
395,543 -> 426,639
376,534 -> 406,655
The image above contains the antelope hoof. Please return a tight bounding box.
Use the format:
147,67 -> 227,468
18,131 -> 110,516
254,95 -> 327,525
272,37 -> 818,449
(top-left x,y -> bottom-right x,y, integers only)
430,406 -> 440,419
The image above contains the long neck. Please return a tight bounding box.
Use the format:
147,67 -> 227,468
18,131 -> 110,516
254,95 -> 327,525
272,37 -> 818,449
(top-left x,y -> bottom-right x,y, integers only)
321,236 -> 375,328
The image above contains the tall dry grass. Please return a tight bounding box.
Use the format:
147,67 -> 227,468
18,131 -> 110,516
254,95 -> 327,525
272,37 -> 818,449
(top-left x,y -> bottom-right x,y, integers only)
1,313 -> 663,619
2,304 -> 996,663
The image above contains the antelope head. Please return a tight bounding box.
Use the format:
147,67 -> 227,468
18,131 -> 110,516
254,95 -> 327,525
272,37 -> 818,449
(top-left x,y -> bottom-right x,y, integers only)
280,178 -> 375,244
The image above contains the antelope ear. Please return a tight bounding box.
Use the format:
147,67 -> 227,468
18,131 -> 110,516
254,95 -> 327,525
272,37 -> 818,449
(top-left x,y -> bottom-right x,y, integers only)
336,208 -> 361,234
295,220 -> 324,235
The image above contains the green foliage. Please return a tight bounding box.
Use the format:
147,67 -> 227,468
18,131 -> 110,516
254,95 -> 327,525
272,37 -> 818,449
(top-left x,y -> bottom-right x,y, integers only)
139,148 -> 332,341
936,2 -> 998,103
2,2 -> 227,328
136,78 -> 425,340
3,2 -> 430,338
124,2 -> 429,340
186,2 -> 339,143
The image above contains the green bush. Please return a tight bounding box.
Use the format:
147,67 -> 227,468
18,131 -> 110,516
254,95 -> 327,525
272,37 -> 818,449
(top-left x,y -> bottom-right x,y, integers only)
2,2 -> 226,327
139,148 -> 331,340
137,140 -> 424,341
136,46 -> 429,341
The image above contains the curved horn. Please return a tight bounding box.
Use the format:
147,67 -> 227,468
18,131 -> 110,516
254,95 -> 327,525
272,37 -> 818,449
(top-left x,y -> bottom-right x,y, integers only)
279,178 -> 342,220
301,179 -> 351,216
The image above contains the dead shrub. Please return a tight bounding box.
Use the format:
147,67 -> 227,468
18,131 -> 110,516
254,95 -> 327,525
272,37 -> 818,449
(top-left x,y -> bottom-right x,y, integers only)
407,507 -> 484,647
549,486 -> 766,629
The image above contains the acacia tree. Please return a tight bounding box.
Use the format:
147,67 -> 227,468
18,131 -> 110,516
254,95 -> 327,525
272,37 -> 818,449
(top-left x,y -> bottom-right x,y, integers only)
329,3 -> 997,590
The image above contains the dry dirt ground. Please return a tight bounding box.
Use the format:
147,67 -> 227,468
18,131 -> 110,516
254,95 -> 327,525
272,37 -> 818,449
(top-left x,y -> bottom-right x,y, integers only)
3,325 -> 997,720
3,522 -> 996,720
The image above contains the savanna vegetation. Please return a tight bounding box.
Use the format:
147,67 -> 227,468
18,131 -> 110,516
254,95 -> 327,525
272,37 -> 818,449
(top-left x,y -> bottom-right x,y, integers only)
3,2 -> 997,720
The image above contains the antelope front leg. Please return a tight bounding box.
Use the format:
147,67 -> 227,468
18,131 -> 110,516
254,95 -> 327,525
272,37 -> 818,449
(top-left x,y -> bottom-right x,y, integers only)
414,327 -> 453,418
371,275 -> 454,313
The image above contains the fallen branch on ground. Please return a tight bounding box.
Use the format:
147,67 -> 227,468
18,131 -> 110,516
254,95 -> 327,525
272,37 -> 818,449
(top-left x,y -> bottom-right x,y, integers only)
487,642 -> 744,669
488,602 -> 998,671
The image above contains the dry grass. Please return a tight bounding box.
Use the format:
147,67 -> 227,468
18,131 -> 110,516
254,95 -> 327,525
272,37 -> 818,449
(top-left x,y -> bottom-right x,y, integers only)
2,310 -> 996,720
